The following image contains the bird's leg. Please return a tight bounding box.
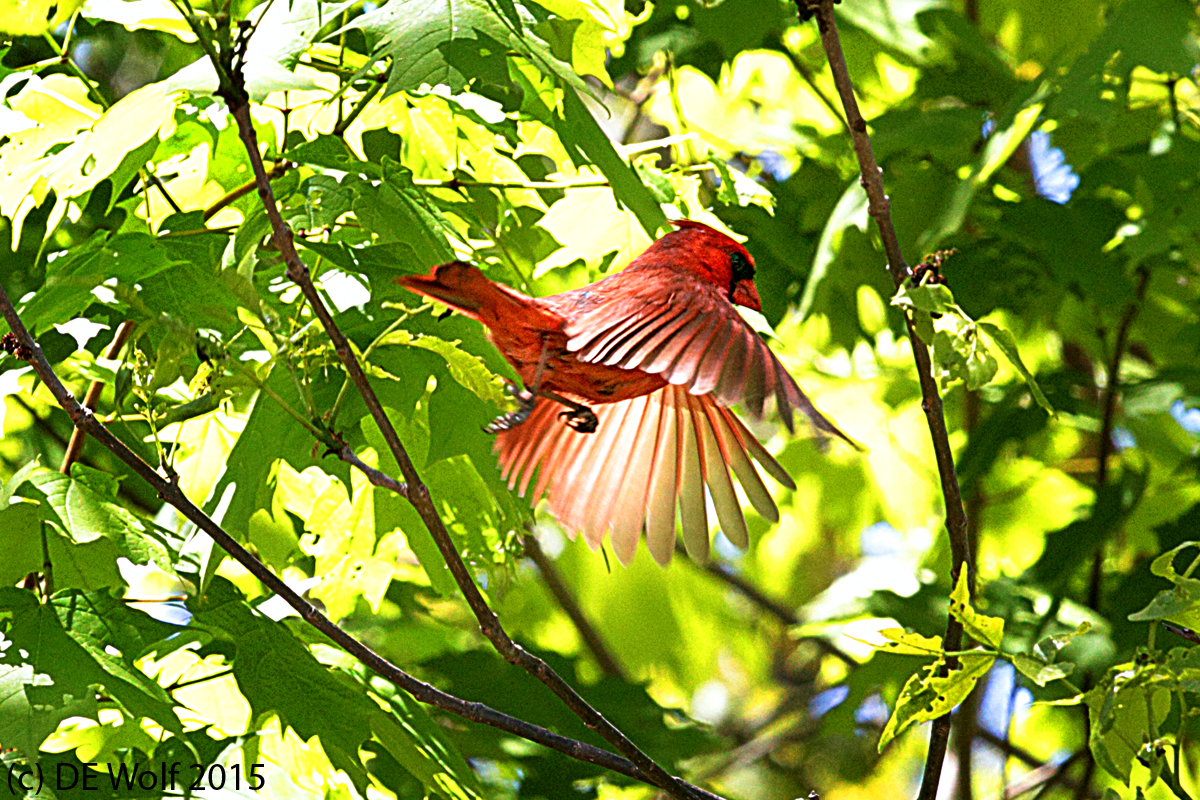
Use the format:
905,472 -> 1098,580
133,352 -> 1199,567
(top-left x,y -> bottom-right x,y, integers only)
484,336 -> 552,434
541,390 -> 599,434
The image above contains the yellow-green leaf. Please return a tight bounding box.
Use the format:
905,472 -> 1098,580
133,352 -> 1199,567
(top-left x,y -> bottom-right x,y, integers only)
377,329 -> 508,407
873,628 -> 944,656
948,571 -> 1005,649
879,653 -> 994,751
1011,653 -> 1074,687
0,0 -> 85,34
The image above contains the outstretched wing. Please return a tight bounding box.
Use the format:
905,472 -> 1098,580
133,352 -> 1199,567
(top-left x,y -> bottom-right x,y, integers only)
494,385 -> 795,565
556,279 -> 848,442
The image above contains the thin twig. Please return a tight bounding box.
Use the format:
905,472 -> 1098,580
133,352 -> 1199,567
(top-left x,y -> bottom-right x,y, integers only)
1074,267 -> 1151,797
1004,751 -> 1083,800
955,389 -> 985,800
216,61 -> 712,800
333,80 -> 384,137
1088,265 -> 1150,607
0,285 -> 703,792
203,160 -> 291,222
780,46 -> 847,131
60,321 -> 136,473
673,541 -> 857,666
522,532 -> 624,679
802,2 -> 972,798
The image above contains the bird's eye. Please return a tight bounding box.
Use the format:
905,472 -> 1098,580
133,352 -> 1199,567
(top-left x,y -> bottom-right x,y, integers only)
729,251 -> 754,284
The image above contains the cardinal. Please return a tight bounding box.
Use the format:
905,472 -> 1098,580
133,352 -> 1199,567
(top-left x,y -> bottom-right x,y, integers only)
395,220 -> 851,565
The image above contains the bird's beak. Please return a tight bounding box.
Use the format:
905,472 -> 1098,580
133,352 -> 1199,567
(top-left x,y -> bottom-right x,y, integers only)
731,279 -> 762,312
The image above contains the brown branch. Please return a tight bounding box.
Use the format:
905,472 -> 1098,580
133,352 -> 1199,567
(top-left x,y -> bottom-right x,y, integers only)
1088,265 -> 1150,607
522,532 -> 624,679
60,321 -> 135,473
217,65 -> 712,800
0,289 -> 696,792
802,2 -> 972,798
975,730 -> 1093,797
203,159 -> 291,222
955,389 -> 985,800
1073,267 -> 1151,798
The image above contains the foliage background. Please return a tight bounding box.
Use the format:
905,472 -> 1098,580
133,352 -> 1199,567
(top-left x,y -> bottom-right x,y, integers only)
0,0 -> 1199,799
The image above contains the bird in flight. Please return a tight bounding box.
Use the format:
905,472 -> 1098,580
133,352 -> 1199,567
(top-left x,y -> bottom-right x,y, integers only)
397,219 -> 852,565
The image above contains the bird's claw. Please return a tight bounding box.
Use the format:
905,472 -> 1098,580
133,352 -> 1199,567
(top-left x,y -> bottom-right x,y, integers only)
485,408 -> 532,433
486,384 -> 536,433
558,406 -> 598,434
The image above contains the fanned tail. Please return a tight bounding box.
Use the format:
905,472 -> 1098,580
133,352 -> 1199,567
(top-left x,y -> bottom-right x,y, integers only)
495,385 -> 796,566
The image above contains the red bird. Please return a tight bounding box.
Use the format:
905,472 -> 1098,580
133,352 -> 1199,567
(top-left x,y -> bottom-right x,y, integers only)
396,220 -> 851,565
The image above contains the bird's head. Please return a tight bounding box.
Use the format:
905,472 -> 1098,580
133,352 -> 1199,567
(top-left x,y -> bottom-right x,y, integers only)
648,219 -> 762,311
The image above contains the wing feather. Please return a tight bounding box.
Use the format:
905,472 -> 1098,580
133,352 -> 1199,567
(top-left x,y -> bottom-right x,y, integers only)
493,386 -> 796,564
625,309 -> 700,370
601,307 -> 690,367
563,285 -> 851,443
690,319 -> 735,396
676,392 -> 709,560
608,394 -> 660,564
645,392 -> 680,565
579,313 -> 654,363
693,395 -> 748,549
704,402 -> 779,523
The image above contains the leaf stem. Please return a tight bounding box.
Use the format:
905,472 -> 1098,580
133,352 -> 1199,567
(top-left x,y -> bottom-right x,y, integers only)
333,79 -> 383,137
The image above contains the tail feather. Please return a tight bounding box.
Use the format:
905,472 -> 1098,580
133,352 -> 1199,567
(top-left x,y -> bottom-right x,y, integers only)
395,262 -> 558,328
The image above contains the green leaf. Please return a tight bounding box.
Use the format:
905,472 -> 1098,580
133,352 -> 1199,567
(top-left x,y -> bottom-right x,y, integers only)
166,0 -> 354,98
879,653 -> 994,751
351,167 -> 457,267
194,582 -> 483,799
1034,621 -> 1092,663
20,233 -> 181,335
25,468 -> 173,587
344,0 -> 584,99
0,0 -> 84,33
378,329 -> 508,407
1011,654 -> 1074,687
0,503 -> 43,594
875,628 -> 945,655
558,88 -> 669,239
797,180 -> 870,321
890,282 -> 956,315
1053,0 -> 1199,121
201,365 -> 350,587
978,322 -> 1054,414
948,571 -> 1005,649
1027,475 -> 1144,588
0,587 -> 184,761
1087,664 -> 1172,784
80,0 -> 197,42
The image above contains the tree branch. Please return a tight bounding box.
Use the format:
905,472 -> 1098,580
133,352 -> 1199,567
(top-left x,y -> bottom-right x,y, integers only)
801,2 -> 972,797
60,321 -> 135,473
522,532 -> 625,679
0,292 -> 706,794
203,159 -> 290,222
215,57 -> 712,800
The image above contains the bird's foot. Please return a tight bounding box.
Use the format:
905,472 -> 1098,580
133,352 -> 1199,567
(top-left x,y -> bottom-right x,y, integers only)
485,383 -> 536,433
558,405 -> 598,434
